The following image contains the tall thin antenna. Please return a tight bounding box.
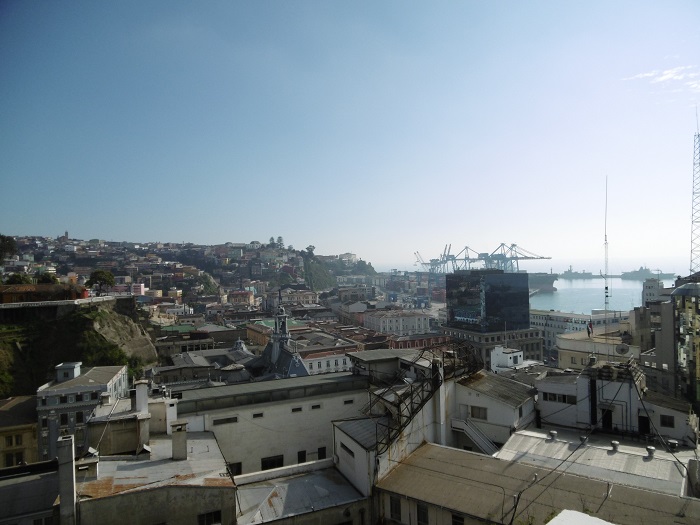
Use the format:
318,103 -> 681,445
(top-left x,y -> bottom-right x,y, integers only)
604,177 -> 610,362
691,113 -> 700,274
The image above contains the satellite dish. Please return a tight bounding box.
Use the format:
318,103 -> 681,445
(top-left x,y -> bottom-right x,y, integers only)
615,344 -> 629,355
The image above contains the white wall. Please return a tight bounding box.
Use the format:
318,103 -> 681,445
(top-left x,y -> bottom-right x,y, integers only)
192,390 -> 368,473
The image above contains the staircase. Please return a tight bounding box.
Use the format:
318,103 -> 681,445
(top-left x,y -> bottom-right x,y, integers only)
450,418 -> 498,455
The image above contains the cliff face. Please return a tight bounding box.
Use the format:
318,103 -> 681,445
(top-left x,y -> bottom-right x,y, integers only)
90,305 -> 157,364
0,298 -> 157,396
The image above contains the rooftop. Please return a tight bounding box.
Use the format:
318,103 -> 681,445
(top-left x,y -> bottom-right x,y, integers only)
37,365 -> 126,393
77,431 -> 231,499
235,464 -> 364,524
377,442 -> 700,524
458,370 -> 534,408
496,427 -> 695,496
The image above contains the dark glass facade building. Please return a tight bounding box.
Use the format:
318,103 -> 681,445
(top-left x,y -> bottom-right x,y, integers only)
446,269 -> 530,333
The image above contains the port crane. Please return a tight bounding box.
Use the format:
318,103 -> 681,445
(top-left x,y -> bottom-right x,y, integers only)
415,243 -> 551,274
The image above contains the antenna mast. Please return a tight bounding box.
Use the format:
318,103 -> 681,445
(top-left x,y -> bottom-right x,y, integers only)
604,177 -> 610,362
692,109 -> 700,274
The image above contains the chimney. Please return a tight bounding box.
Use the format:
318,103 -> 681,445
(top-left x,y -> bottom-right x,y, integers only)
57,435 -> 76,525
135,380 -> 149,414
171,419 -> 188,460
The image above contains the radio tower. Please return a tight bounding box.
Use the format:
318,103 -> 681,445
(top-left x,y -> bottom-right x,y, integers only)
691,111 -> 700,275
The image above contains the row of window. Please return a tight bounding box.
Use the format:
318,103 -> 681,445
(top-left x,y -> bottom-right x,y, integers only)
41,411 -> 85,428
4,434 -> 22,447
444,330 -> 541,344
309,358 -> 347,370
212,401 -> 353,425
229,447 -> 328,474
542,392 -> 577,404
41,391 -> 99,406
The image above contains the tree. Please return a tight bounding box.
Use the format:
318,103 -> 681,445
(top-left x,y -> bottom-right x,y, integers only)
5,273 -> 31,285
36,272 -> 58,284
0,234 -> 17,261
306,245 -> 315,257
269,236 -> 275,247
287,245 -> 294,251
86,270 -> 115,296
276,236 -> 284,248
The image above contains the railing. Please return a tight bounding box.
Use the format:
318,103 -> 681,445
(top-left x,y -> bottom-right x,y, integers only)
451,418 -> 498,455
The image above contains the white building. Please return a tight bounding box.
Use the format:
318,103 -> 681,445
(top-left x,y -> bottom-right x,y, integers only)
531,308 -> 629,351
363,310 -> 431,336
535,362 -> 699,444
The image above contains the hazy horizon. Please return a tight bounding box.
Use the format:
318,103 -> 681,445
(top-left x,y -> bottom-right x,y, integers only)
2,2 -> 699,271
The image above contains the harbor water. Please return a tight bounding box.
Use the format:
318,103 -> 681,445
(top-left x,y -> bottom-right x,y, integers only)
528,278 -> 673,315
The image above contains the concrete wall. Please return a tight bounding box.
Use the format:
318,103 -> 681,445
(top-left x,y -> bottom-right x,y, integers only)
193,389 -> 369,473
77,485 -> 235,525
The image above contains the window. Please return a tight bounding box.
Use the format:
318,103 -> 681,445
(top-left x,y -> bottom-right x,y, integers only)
253,412 -> 263,419
417,503 -> 429,525
42,417 -> 48,428
292,407 -> 302,413
197,510 -> 222,525
60,395 -> 67,404
519,406 -> 523,418
311,404 -> 321,410
340,442 -> 355,457
229,462 -> 242,475
470,406 -> 487,420
344,399 -> 354,405
14,435 -> 22,446
309,362 -> 313,370
91,392 -> 99,400
318,446 -> 326,459
76,412 -> 84,424
571,356 -> 577,364
5,453 -> 13,467
213,416 -> 237,425
261,455 -> 284,470
297,450 -> 307,463
451,515 -> 464,525
4,436 -> 12,447
660,415 -> 675,428
326,360 -> 330,368
390,495 -> 401,521
60,413 -> 68,426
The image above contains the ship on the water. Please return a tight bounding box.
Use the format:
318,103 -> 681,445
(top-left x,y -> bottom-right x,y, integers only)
527,272 -> 558,292
620,266 -> 676,280
560,266 -> 595,279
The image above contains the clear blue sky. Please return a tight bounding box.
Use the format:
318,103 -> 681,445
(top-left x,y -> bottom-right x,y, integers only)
2,1 -> 699,274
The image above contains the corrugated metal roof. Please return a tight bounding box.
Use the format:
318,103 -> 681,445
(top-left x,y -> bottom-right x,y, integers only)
458,370 -> 534,407
236,467 -> 364,524
377,443 -> 700,524
335,416 -> 390,450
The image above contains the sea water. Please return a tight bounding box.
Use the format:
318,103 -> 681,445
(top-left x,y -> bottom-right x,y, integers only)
528,278 -> 673,315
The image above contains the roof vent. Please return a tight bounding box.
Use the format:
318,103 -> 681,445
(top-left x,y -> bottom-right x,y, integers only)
646,446 -> 655,458
579,435 -> 588,445
611,440 -> 619,452
549,430 -> 557,440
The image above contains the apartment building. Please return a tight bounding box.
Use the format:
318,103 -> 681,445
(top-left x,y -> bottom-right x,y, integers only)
36,362 -> 128,459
